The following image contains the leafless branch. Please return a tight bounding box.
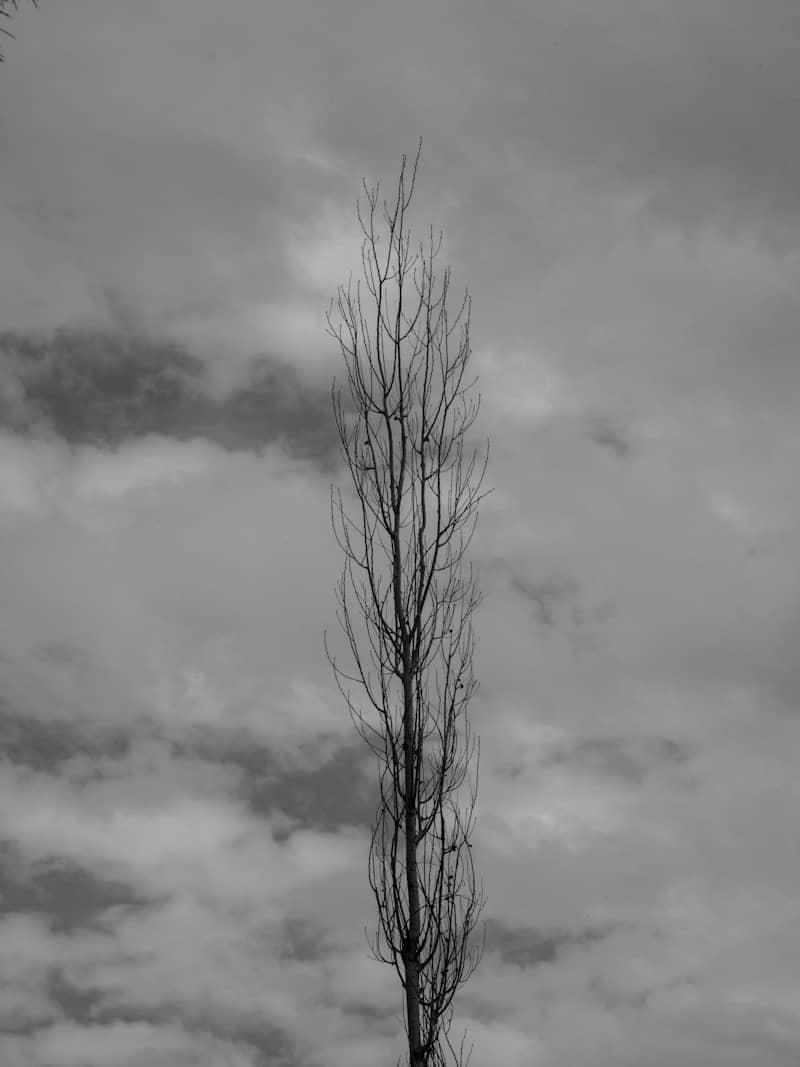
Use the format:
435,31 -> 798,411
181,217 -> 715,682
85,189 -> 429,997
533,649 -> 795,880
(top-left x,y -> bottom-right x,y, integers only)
0,0 -> 37,61
326,141 -> 489,1067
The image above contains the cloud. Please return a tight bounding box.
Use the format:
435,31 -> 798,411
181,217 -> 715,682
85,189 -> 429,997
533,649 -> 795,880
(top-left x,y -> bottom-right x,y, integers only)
586,414 -> 634,459
0,730 -> 383,1063
485,918 -> 614,970
0,329 -> 339,464
2,2 -> 800,1064
0,1019 -> 264,1067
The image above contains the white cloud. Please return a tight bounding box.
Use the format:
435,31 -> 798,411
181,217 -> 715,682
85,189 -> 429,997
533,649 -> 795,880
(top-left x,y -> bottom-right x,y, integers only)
0,756 -> 365,911
475,347 -> 569,423
0,1020 -> 260,1067
0,434 -> 65,517
0,433 -> 223,524
287,204 -> 364,296
71,437 -> 219,500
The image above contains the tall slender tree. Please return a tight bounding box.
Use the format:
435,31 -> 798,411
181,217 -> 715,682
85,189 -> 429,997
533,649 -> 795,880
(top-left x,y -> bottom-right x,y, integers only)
0,0 -> 37,61
327,144 -> 489,1067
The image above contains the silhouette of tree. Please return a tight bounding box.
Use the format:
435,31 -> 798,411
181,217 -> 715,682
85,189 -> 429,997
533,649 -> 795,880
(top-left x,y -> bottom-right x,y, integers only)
327,143 -> 488,1067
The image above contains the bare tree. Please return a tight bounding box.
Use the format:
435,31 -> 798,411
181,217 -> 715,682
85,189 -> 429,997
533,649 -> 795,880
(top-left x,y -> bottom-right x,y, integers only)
326,144 -> 489,1067
0,0 -> 37,61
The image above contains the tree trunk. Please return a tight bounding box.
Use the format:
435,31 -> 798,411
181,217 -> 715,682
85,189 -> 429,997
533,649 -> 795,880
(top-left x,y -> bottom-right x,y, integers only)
403,669 -> 424,1066
327,144 -> 487,1067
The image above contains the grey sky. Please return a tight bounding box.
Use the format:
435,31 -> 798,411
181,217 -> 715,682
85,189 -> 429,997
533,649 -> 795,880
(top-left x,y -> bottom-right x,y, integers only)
1,3 -> 799,1065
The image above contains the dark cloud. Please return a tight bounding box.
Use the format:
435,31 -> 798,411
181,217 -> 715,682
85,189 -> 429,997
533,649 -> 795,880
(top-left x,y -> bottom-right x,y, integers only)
546,735 -> 691,785
551,737 -> 646,785
36,641 -> 92,672
491,732 -> 690,788
279,915 -> 332,963
182,731 -> 375,832
504,566 -> 614,655
110,1007 -> 296,1067
587,415 -> 633,459
46,985 -> 295,1067
249,745 -> 375,832
47,917 -> 298,1064
484,918 -> 613,969
509,574 -> 581,629
338,1000 -> 396,1026
0,701 -> 127,773
0,860 -> 153,934
0,328 -> 339,467
48,972 -> 98,1026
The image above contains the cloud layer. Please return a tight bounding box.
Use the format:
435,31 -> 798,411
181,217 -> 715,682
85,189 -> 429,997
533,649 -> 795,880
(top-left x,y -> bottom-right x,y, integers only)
1,2 -> 800,1065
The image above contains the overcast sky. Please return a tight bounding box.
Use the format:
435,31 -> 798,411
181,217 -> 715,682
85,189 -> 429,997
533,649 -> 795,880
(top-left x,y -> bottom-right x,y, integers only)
1,2 -> 800,1065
